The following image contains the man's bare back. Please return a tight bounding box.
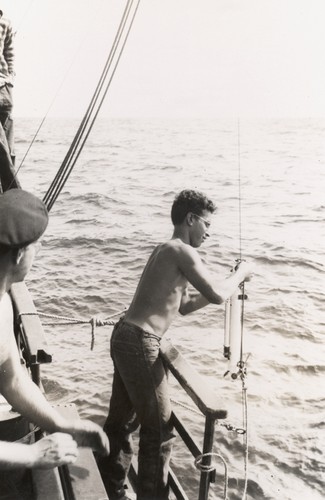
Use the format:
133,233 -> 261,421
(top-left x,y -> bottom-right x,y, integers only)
125,239 -> 189,336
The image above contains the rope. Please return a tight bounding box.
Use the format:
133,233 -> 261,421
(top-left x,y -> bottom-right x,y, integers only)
18,309 -> 124,350
43,0 -> 141,211
194,452 -> 229,500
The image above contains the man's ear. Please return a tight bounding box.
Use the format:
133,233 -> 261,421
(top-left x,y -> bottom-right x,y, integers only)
186,212 -> 194,226
14,248 -> 25,265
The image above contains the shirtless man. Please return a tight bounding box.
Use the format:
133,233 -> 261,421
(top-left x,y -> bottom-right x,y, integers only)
98,189 -> 254,500
0,189 -> 109,474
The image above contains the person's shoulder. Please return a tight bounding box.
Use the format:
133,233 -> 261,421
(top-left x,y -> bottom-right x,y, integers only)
0,293 -> 13,325
162,239 -> 198,260
159,238 -> 182,250
0,293 -> 15,362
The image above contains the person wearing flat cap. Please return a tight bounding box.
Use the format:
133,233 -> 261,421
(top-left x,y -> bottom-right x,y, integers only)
0,189 -> 109,475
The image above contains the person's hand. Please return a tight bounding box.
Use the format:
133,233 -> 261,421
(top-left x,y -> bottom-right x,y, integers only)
67,419 -> 110,456
235,260 -> 255,282
29,433 -> 78,469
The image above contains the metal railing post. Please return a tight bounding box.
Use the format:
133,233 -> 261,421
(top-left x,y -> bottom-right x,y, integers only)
198,414 -> 216,500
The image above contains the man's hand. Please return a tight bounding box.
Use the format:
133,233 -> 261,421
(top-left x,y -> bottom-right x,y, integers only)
235,261 -> 255,282
67,419 -> 110,455
29,433 -> 78,469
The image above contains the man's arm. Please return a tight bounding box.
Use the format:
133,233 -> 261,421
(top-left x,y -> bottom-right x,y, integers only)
3,21 -> 15,82
177,245 -> 253,311
0,330 -> 71,431
179,287 -> 210,315
0,298 -> 109,455
0,433 -> 78,470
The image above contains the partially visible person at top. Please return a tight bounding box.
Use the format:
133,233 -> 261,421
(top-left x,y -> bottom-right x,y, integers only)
0,189 -> 110,474
0,9 -> 15,159
98,189 -> 254,500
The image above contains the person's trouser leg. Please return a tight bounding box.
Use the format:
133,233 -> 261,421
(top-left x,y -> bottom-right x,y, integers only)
101,369 -> 138,499
132,334 -> 175,500
98,324 -> 139,499
110,324 -> 175,500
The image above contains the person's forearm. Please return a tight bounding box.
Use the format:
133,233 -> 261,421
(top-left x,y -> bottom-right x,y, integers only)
0,369 -> 110,455
179,292 -> 210,315
1,373 -> 69,433
190,272 -> 244,306
0,442 -> 36,469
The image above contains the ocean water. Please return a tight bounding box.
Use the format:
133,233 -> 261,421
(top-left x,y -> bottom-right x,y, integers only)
14,117 -> 324,500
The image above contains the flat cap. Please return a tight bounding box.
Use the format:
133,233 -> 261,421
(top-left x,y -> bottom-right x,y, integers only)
0,189 -> 49,248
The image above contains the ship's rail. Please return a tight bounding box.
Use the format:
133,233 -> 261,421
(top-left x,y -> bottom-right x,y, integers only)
160,341 -> 227,500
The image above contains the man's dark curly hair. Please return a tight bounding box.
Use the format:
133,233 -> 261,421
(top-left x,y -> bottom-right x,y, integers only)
171,189 -> 217,225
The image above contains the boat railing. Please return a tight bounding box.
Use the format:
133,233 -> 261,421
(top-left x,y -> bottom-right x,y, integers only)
123,340 -> 228,499
11,282 -> 52,386
159,340 -> 228,500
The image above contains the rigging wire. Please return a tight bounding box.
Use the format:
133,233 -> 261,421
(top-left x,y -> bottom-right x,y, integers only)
12,0 -> 36,35
237,118 -> 242,261
238,120 -> 249,500
9,3 -> 109,188
43,0 -> 134,208
43,0 -> 141,211
237,119 -> 246,370
9,70 -> 73,188
237,119 -> 249,499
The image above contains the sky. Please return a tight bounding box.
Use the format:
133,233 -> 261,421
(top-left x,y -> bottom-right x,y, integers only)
2,0 -> 325,119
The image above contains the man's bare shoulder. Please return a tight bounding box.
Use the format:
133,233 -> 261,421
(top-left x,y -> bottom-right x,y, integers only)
0,292 -> 13,312
0,293 -> 15,364
152,240 -> 200,270
0,293 -> 13,333
158,238 -> 196,255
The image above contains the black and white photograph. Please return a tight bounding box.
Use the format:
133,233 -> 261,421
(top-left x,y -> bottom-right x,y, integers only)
0,1 -> 323,499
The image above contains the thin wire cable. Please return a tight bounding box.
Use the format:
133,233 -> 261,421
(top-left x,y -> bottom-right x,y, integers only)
237,119 -> 246,365
10,2 -> 109,187
237,118 -> 242,261
45,0 -> 137,209
10,72 -> 70,186
43,0 -> 134,208
44,0 -> 141,211
13,0 -> 36,34
237,119 -> 249,499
